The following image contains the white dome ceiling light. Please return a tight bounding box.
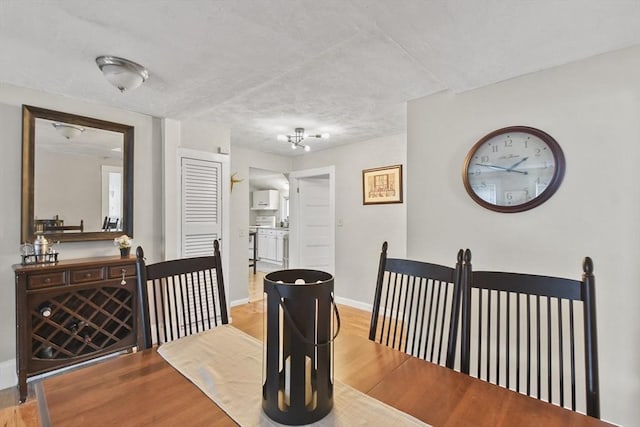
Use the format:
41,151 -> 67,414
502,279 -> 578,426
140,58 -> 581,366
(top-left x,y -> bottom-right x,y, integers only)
95,56 -> 149,92
51,123 -> 85,140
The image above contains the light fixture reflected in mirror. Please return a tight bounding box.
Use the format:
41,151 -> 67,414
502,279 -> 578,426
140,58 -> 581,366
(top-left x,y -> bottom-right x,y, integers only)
95,56 -> 149,92
51,123 -> 85,140
277,127 -> 330,152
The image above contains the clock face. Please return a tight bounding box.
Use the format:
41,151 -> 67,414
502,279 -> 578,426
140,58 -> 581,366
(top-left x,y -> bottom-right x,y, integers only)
462,126 -> 565,213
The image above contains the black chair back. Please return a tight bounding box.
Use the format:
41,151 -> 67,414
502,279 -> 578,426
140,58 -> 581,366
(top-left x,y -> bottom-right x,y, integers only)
460,249 -> 600,418
102,216 -> 119,231
369,242 -> 463,368
135,240 -> 229,349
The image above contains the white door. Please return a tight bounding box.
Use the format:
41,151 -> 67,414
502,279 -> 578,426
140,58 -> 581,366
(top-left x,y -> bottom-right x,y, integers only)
175,149 -> 229,265
289,166 -> 335,274
180,156 -> 223,257
175,150 -> 229,331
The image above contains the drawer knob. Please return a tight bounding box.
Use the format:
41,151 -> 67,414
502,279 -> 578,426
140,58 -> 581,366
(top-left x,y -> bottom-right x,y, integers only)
85,273 -> 92,278
44,278 -> 51,284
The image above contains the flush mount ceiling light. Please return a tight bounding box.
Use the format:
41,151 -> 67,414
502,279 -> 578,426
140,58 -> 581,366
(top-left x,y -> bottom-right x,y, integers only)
51,123 -> 85,140
276,128 -> 330,152
95,56 -> 149,92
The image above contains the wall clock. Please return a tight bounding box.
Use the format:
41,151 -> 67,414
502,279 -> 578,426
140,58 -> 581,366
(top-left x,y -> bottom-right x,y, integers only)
462,126 -> 565,213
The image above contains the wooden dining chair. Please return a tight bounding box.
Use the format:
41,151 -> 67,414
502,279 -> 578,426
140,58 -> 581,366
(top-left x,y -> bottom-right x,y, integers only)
102,216 -> 119,231
135,240 -> 229,349
460,250 -> 600,418
369,242 -> 464,368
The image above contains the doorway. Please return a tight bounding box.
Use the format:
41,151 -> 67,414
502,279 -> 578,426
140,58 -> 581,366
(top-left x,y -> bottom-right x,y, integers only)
288,166 -> 336,274
248,167 -> 290,301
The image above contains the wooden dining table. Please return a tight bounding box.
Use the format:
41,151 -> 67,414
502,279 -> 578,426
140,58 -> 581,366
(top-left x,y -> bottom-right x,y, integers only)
40,304 -> 612,427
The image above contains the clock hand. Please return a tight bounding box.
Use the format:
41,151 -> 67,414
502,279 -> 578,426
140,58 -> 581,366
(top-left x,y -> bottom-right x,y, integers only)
474,163 -> 528,175
475,162 -> 509,171
507,157 -> 528,171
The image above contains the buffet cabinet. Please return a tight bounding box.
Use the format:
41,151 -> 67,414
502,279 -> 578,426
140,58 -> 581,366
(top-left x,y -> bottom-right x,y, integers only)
14,256 -> 139,402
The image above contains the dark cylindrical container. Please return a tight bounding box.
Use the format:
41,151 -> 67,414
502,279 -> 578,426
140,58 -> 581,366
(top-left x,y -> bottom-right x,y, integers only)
262,269 -> 335,425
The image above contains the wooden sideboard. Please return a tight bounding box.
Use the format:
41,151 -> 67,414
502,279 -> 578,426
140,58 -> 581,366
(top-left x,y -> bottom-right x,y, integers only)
13,256 -> 139,402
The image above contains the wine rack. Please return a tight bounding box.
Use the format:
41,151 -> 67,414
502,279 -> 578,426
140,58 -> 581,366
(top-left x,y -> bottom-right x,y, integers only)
14,256 -> 139,403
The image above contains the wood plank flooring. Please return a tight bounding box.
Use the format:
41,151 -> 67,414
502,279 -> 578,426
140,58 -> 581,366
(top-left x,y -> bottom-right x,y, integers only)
0,384 -> 40,427
0,300 -> 374,427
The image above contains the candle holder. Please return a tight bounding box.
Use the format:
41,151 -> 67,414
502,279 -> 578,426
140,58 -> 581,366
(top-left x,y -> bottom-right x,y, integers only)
262,269 -> 340,425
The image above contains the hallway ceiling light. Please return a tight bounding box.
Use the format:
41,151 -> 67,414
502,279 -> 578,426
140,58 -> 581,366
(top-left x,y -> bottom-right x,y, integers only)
276,128 -> 330,152
51,123 -> 85,139
95,56 -> 149,92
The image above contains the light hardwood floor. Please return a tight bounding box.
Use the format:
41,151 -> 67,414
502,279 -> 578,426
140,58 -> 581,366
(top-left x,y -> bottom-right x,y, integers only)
0,384 -> 40,427
248,269 -> 266,302
0,298 -> 374,427
232,297 -> 373,341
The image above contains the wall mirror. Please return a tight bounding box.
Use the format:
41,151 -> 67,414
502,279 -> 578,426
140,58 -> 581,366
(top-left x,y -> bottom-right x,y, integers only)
21,105 -> 134,243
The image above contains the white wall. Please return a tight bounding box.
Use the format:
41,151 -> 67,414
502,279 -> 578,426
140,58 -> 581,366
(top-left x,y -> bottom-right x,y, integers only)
293,133 -> 407,307
36,150 -> 120,230
161,118 -> 231,263
228,146 -> 292,304
0,83 -> 162,387
406,46 -> 640,425
0,101 -> 24,375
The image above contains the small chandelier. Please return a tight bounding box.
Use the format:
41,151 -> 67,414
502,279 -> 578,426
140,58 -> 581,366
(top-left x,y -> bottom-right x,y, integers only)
95,56 -> 149,92
277,128 -> 330,152
52,123 -> 84,140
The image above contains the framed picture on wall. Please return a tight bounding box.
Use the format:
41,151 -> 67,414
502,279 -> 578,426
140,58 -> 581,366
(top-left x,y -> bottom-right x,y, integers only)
362,164 -> 403,205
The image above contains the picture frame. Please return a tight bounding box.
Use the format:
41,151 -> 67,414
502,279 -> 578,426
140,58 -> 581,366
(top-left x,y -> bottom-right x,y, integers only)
362,164 -> 403,205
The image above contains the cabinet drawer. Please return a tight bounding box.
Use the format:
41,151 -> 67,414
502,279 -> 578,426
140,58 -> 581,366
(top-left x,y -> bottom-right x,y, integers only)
108,264 -> 136,279
70,268 -> 105,284
27,272 -> 66,290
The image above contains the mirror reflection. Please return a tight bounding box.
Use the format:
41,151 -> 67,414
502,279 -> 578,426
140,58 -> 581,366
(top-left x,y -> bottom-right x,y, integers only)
35,118 -> 124,234
21,105 -> 134,243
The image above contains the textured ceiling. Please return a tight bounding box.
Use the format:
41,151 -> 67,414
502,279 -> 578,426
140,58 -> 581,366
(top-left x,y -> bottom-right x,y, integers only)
1,1 -> 640,156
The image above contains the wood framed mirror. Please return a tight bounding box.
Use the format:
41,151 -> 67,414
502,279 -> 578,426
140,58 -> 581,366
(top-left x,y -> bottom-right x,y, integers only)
21,105 -> 134,243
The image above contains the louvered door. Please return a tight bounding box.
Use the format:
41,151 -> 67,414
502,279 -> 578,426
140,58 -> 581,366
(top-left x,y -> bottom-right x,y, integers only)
180,156 -> 222,257
176,153 -> 226,334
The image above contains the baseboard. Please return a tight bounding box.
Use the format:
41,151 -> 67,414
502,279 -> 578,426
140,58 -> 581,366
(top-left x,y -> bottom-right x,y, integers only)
334,296 -> 373,312
0,358 -> 17,389
230,298 -> 249,307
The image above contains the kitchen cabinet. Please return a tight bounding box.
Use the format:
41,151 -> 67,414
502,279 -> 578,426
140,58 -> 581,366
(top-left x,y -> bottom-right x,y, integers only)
257,230 -> 269,260
252,190 -> 279,210
276,234 -> 284,263
257,228 -> 288,266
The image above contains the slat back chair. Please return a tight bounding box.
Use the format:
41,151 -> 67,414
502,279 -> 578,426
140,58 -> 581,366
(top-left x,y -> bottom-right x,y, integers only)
369,242 -> 464,368
460,250 -> 600,418
135,240 -> 229,349
102,216 -> 119,231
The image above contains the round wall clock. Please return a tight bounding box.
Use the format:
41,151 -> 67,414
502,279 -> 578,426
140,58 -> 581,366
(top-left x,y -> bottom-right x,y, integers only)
462,126 -> 565,213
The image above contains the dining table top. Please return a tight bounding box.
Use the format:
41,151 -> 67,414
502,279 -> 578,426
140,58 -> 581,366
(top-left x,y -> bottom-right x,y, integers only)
41,304 -> 612,427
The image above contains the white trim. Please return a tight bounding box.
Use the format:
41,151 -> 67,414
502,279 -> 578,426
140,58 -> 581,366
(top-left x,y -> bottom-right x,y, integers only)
101,165 -> 122,222
334,296 -> 373,313
0,358 -> 17,389
176,147 -> 231,314
176,147 -> 230,252
230,298 -> 250,307
289,166 -> 336,180
288,165 -> 336,274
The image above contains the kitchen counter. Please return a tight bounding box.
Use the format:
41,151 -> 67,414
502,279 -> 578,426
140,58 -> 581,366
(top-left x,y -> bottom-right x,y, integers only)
250,226 -> 289,231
